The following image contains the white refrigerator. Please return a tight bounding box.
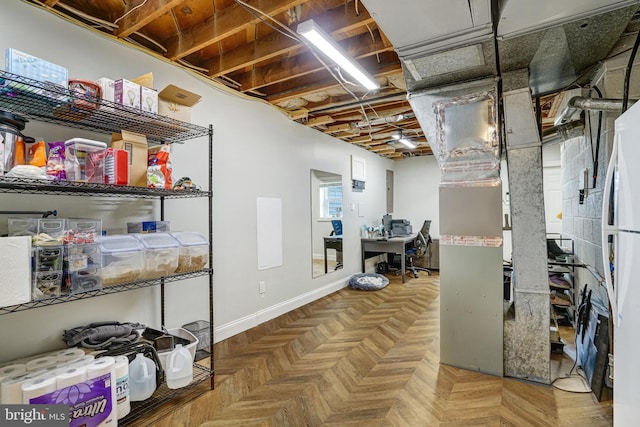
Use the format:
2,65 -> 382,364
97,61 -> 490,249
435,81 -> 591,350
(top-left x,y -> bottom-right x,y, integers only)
602,100 -> 640,426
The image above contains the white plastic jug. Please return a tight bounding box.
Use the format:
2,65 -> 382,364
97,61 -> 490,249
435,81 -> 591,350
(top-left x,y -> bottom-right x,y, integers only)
165,344 -> 193,389
128,353 -> 156,401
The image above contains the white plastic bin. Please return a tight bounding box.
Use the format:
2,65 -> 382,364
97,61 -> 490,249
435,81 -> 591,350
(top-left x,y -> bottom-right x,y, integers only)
156,327 -> 198,371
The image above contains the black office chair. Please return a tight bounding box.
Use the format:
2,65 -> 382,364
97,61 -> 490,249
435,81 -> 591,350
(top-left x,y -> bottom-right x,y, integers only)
330,219 -> 343,237
405,220 -> 432,278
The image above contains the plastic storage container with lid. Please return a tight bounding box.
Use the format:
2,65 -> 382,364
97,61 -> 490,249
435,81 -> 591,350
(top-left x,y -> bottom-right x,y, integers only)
99,235 -> 144,286
8,218 -> 66,246
134,233 -> 180,279
63,243 -> 102,294
64,138 -> 107,182
171,232 -> 209,273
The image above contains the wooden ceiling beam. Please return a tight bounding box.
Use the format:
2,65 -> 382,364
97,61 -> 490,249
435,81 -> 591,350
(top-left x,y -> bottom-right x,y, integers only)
323,123 -> 351,133
288,109 -> 308,120
164,0 -> 309,60
267,60 -> 402,104
235,33 -> 391,91
205,6 -> 376,78
115,0 -> 183,38
306,115 -> 334,126
348,135 -> 372,144
370,146 -> 395,154
361,139 -> 387,146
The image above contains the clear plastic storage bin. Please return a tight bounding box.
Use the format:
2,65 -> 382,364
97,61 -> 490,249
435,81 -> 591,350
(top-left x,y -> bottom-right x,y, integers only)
32,271 -> 62,300
63,243 -> 102,294
64,244 -> 101,272
64,267 -> 102,294
65,218 -> 102,245
99,235 -> 144,286
134,233 -> 180,279
9,218 -> 66,246
33,246 -> 63,272
171,232 -> 209,273
64,138 -> 107,183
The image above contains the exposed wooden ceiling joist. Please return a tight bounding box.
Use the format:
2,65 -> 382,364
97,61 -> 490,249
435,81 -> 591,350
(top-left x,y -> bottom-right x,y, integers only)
165,0 -> 309,60
31,0 -> 442,160
115,0 -> 183,38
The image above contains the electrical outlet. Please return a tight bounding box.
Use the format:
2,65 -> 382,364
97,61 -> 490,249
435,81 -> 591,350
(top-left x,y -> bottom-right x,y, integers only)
259,281 -> 266,295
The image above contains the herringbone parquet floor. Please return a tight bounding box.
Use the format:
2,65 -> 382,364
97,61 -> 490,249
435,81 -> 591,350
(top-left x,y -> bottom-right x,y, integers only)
134,273 -> 613,426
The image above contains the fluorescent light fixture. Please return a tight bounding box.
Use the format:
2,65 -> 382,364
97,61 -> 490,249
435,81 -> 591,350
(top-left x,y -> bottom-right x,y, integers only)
398,138 -> 417,149
297,19 -> 379,91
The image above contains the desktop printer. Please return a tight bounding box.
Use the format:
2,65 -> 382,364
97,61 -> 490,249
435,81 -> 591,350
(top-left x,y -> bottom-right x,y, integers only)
391,219 -> 412,236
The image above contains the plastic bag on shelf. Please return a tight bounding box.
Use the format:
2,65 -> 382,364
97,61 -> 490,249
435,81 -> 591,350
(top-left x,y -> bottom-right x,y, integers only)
147,144 -> 173,189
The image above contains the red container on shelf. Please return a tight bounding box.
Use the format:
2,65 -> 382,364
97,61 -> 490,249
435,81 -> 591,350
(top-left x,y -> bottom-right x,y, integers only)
104,148 -> 129,185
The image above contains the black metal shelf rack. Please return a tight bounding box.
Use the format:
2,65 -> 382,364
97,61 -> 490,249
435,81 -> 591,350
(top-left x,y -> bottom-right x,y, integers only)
0,70 -> 209,143
0,269 -> 212,315
0,70 -> 215,423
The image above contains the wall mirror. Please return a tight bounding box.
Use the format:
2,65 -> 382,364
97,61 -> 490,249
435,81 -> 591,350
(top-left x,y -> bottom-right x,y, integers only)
311,169 -> 343,278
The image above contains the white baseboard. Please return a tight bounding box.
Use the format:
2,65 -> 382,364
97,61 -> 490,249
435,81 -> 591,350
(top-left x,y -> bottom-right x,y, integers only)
213,277 -> 349,343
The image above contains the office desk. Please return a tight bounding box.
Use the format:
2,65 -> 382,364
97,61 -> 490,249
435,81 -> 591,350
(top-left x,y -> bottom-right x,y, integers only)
323,236 -> 343,273
361,235 -> 415,283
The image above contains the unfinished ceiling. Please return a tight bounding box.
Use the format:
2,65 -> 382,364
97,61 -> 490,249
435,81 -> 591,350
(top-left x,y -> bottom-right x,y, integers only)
28,0 -> 428,160
26,0 -> 640,159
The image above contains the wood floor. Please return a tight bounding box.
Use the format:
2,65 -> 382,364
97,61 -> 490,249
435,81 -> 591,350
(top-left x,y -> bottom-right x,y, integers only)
133,273 -> 613,426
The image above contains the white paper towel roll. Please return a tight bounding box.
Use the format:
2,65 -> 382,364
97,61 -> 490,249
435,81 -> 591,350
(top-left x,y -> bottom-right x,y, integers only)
56,366 -> 87,390
114,355 -> 130,419
22,373 -> 57,403
57,348 -> 86,363
86,357 -> 117,426
0,364 -> 26,382
26,356 -> 58,372
0,236 -> 31,308
67,355 -> 96,368
0,372 -> 41,404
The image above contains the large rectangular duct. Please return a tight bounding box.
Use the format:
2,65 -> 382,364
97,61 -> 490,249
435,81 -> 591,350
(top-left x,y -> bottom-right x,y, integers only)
410,79 -> 504,376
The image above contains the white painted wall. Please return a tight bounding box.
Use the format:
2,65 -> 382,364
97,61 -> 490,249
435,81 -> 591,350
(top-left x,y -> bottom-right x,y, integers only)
391,156 -> 441,238
0,2 -> 393,361
543,143 -> 562,235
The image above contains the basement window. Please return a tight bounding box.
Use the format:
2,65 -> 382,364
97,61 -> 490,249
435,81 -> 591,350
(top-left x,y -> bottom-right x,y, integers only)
319,183 -> 343,219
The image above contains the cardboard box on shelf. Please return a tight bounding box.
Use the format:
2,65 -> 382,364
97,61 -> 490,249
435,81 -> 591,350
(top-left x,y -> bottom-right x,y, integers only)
114,79 -> 141,110
141,86 -> 158,114
158,85 -> 201,123
111,131 -> 148,187
132,72 -> 153,89
4,48 -> 68,100
95,78 -> 115,103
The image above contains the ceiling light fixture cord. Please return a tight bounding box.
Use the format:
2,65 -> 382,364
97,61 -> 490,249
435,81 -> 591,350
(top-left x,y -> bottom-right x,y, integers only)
233,0 -> 384,144
233,0 -> 375,105
335,67 -> 357,86
234,0 -> 300,42
234,0 -> 358,100
234,0 -> 300,40
114,0 -> 149,24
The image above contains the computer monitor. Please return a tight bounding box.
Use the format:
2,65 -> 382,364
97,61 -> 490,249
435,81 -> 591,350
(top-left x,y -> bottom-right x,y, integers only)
382,214 -> 392,235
